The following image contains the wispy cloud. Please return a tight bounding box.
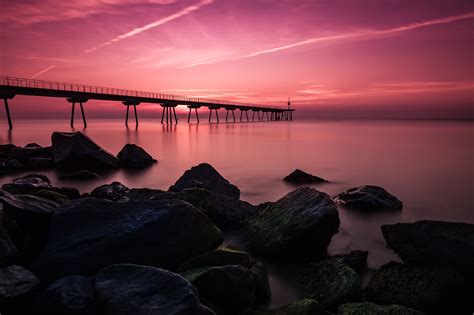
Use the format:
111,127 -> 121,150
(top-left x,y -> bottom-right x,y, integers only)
84,0 -> 213,53
29,65 -> 57,79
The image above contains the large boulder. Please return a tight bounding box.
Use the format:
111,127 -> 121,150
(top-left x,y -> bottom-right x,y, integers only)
334,185 -> 402,211
94,264 -> 213,315
179,247 -> 252,271
90,182 -> 129,201
7,144 -> 52,165
0,204 -> 18,266
169,163 -> 240,199
337,302 -> 424,315
245,187 -> 339,259
255,299 -> 329,315
125,187 -> 164,200
381,220 -> 474,275
299,260 -> 363,310
152,188 -> 259,228
327,250 -> 368,274
51,132 -> 119,171
117,144 -> 157,169
365,261 -> 472,314
2,174 -> 80,199
183,265 -> 255,314
35,275 -> 97,315
31,198 -> 222,282
0,265 -> 39,309
283,169 -> 328,185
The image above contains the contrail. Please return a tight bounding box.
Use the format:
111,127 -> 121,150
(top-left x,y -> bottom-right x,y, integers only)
84,0 -> 213,53
29,65 -> 57,79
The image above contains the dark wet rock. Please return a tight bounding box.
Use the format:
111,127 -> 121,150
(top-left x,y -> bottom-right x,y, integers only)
34,190 -> 70,204
299,260 -> 363,310
0,144 -> 16,159
334,185 -> 402,211
90,181 -> 129,201
27,157 -> 54,169
0,265 -> 39,300
283,169 -> 328,185
95,264 -> 213,315
337,302 -> 424,315
255,298 -> 329,315
31,198 -> 222,282
125,187 -> 164,200
245,187 -> 339,259
179,247 -> 252,271
6,159 -> 25,170
250,260 -> 271,305
328,250 -> 368,274
59,170 -> 100,180
381,220 -> 474,274
152,188 -> 259,228
8,144 -> 52,164
24,143 -> 43,149
3,173 -> 80,199
183,265 -> 255,314
1,204 -> 18,266
36,275 -> 96,315
170,163 -> 240,199
51,131 -> 119,171
365,261 -> 472,314
117,144 -> 157,169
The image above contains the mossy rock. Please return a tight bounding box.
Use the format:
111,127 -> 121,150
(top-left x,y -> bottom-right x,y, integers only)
255,298 -> 329,315
337,302 -> 424,315
179,247 -> 252,271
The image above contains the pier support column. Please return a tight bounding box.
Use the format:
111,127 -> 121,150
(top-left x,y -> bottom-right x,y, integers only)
208,106 -> 220,123
173,107 -> 178,124
225,110 -> 229,122
245,111 -> 249,122
187,106 -> 201,123
67,98 -> 88,128
2,96 -> 14,129
239,110 -> 243,122
123,101 -> 140,127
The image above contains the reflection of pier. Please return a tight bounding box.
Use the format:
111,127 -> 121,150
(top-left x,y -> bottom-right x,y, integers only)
0,76 -> 294,129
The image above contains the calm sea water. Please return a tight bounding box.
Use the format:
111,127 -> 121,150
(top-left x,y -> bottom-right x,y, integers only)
1,118 -> 473,308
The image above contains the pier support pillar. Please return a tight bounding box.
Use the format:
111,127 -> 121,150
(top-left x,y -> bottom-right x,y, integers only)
208,106 -> 220,123
123,101 -> 140,127
161,104 -> 178,124
2,95 -> 14,129
67,98 -> 88,128
187,106 -> 201,123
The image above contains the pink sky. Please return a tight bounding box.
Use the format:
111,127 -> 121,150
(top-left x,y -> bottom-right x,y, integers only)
1,0 -> 473,119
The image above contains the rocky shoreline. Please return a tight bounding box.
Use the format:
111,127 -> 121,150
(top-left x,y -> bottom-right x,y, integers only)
1,132 -> 473,315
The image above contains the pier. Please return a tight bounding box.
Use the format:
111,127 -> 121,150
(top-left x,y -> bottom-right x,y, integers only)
0,76 -> 294,129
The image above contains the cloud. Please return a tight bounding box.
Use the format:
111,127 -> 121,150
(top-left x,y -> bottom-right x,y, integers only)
29,65 -> 57,79
84,0 -> 213,53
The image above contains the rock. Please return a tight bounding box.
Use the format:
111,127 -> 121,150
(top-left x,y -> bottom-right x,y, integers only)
117,144 -> 157,169
183,265 -> 255,314
299,260 -> 363,310
0,265 -> 39,300
6,159 -> 25,170
365,261 -> 472,314
283,169 -> 328,184
90,181 -> 129,201
152,188 -> 259,228
0,144 -> 16,159
245,187 -> 339,259
255,298 -> 329,315
31,198 -> 222,281
3,174 -> 81,199
179,247 -> 252,271
250,261 -> 271,305
35,275 -> 97,315
34,190 -> 70,204
337,302 -> 424,315
27,157 -> 54,169
170,163 -> 240,199
328,250 -> 368,274
1,204 -> 18,266
51,131 -> 119,171
94,264 -> 213,315
381,220 -> 474,275
125,188 -> 164,200
8,145 -> 52,164
334,185 -> 402,211
25,143 -> 43,149
59,170 -> 100,180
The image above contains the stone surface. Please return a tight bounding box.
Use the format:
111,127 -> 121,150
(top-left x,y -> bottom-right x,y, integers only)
255,299 -> 329,315
179,247 -> 252,271
250,261 -> 271,305
337,302 -> 424,315
94,264 -> 213,315
299,260 -> 363,310
283,169 -> 328,184
334,185 -> 402,211
90,181 -> 129,201
2,173 -> 80,199
381,220 -> 474,274
125,187 -> 164,200
117,144 -> 157,168
169,163 -> 240,199
365,261 -> 471,314
6,159 -> 25,170
31,198 -> 222,282
152,188 -> 259,228
51,131 -> 119,171
59,170 -> 99,180
183,265 -> 255,314
328,250 -> 368,274
0,204 -> 18,266
0,265 -> 39,299
245,187 -> 339,259
27,157 -> 54,169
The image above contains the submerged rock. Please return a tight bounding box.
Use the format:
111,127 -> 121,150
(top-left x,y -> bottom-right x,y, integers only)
179,247 -> 252,271
381,220 -> 474,274
170,163 -> 240,199
299,260 -> 363,310
95,264 -> 213,315
255,298 -> 329,315
365,261 -> 471,314
334,185 -> 402,211
245,187 -> 339,259
59,170 -> 99,180
283,169 -> 328,185
32,198 -> 222,281
51,131 -> 119,171
152,188 -> 259,228
337,302 -> 424,315
117,144 -> 157,169
2,174 -> 80,199
90,181 -> 129,201
8,144 -> 52,165
183,265 -> 255,314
